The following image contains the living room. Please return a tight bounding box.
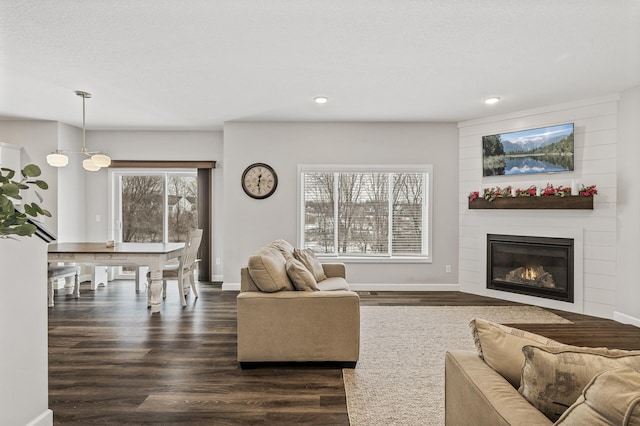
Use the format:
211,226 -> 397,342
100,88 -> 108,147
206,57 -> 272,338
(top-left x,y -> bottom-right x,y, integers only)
1,1 -> 639,425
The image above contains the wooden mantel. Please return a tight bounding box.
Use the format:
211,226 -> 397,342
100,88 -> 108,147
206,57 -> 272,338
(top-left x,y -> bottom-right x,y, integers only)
468,196 -> 594,210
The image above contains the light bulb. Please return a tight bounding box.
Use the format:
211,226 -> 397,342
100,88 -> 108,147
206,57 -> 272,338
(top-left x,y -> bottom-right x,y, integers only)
83,158 -> 101,171
47,152 -> 69,167
91,153 -> 111,168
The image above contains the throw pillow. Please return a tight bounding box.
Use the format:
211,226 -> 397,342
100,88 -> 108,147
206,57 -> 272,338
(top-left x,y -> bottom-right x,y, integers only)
269,239 -> 295,258
469,318 -> 562,388
519,345 -> 640,422
247,247 -> 294,292
293,248 -> 327,282
286,258 -> 319,291
555,367 -> 640,425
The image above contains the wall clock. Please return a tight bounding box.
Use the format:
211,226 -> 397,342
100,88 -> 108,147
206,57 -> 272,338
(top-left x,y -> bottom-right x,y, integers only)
241,163 -> 278,199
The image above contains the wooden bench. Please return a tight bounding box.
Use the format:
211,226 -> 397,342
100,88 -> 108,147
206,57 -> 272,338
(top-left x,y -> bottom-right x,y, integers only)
48,265 -> 81,307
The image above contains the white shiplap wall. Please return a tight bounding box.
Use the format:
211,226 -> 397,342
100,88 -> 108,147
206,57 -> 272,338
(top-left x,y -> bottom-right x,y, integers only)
458,95 -> 618,319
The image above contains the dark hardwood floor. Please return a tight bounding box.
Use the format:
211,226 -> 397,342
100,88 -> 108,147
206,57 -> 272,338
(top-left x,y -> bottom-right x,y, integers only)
48,281 -> 640,425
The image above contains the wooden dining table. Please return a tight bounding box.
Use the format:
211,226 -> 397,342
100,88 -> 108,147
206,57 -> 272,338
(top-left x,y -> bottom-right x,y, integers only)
47,242 -> 184,313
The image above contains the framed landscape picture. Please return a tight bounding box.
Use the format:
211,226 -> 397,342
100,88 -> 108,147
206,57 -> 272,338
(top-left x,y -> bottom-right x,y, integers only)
482,123 -> 574,176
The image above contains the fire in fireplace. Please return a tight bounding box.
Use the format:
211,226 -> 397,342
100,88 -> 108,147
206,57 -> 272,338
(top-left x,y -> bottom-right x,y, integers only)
487,234 -> 574,303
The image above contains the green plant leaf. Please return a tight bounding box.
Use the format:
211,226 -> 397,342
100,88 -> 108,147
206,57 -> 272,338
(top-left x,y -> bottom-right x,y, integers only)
14,223 -> 36,236
42,209 -> 52,217
22,164 -> 41,178
24,204 -> 36,216
33,180 -> 49,190
30,203 -> 44,215
2,169 -> 16,180
2,183 -> 20,197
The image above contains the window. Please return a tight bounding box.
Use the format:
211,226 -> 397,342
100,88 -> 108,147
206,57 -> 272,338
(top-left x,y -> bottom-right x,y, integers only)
299,165 -> 432,262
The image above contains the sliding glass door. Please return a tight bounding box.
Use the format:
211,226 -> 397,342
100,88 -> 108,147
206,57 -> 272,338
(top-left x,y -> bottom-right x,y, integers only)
113,170 -> 198,275
119,173 -> 198,243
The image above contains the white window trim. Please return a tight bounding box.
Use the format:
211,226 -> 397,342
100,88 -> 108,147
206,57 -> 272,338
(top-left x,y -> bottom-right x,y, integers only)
297,164 -> 433,263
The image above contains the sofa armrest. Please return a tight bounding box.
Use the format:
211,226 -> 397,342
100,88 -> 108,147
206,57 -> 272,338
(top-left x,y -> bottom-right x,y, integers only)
237,290 -> 360,363
321,263 -> 345,279
445,351 -> 552,426
240,267 -> 261,292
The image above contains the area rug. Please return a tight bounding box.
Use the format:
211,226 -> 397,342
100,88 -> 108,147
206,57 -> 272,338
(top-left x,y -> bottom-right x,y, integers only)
343,305 -> 572,425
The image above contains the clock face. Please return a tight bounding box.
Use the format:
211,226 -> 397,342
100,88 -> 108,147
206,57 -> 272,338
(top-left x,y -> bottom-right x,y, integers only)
241,163 -> 278,199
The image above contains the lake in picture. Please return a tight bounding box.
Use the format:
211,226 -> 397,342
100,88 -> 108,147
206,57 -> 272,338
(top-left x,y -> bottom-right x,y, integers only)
504,155 -> 573,175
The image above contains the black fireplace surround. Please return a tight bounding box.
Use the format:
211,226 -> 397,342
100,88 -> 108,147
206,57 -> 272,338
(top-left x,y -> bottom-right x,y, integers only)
487,234 -> 574,303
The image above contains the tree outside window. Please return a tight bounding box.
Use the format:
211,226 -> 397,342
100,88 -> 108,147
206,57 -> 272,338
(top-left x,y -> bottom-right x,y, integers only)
121,174 -> 197,244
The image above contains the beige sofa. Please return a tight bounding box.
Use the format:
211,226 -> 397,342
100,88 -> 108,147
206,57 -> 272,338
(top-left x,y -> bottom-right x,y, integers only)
445,319 -> 640,425
237,240 -> 360,367
445,350 -> 553,425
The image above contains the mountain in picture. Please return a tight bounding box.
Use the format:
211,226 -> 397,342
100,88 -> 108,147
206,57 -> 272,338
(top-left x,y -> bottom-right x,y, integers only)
500,125 -> 574,153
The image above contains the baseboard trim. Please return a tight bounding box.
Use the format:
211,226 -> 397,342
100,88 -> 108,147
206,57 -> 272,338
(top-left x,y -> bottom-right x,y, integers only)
26,409 -> 53,426
222,283 -> 240,291
349,283 -> 460,291
613,311 -> 640,327
221,282 -> 460,292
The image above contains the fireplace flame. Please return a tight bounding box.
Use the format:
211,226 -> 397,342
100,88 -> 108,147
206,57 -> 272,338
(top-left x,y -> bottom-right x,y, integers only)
522,267 -> 538,280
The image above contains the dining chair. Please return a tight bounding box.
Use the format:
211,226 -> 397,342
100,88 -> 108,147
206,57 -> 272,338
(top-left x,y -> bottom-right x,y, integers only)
147,228 -> 203,306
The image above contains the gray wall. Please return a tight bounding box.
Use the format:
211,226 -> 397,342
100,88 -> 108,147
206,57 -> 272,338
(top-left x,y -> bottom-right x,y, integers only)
616,85 -> 640,324
222,121 -> 460,289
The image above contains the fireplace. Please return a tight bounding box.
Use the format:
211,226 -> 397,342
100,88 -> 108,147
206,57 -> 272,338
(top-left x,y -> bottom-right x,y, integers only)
487,234 -> 574,303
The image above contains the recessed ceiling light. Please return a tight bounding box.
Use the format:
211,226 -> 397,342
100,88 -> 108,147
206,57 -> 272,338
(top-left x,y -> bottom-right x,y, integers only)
314,96 -> 328,104
484,97 -> 501,105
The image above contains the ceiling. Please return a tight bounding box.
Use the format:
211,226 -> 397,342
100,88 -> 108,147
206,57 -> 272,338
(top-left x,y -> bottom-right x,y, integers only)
1,0 -> 639,131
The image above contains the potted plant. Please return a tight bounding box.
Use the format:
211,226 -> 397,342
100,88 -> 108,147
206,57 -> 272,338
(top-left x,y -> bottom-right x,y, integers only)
0,164 -> 51,239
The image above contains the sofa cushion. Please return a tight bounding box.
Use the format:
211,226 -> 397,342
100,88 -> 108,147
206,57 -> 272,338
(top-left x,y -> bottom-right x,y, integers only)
519,345 -> 640,422
555,367 -> 640,425
293,248 -> 327,282
469,318 -> 562,388
247,247 -> 294,292
286,258 -> 319,291
316,277 -> 350,291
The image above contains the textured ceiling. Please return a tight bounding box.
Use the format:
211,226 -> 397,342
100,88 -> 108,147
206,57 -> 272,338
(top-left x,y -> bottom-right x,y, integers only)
1,0 -> 639,130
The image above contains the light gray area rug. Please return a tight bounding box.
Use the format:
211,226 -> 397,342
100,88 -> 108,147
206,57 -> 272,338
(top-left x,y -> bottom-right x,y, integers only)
343,305 -> 572,426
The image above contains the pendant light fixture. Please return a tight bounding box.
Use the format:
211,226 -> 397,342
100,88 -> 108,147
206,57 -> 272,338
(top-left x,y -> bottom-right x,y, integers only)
46,90 -> 112,171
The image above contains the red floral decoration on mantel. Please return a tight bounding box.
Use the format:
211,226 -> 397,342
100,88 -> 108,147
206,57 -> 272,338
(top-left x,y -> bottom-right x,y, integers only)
515,185 -> 537,197
579,184 -> 598,197
469,184 -> 597,202
541,183 -> 571,197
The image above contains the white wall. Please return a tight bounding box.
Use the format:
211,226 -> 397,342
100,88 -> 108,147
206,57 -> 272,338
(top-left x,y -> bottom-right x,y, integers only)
85,130 -> 224,280
56,123 -> 87,241
458,95 -> 619,319
222,121 -> 460,289
0,237 -> 52,426
616,85 -> 640,325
